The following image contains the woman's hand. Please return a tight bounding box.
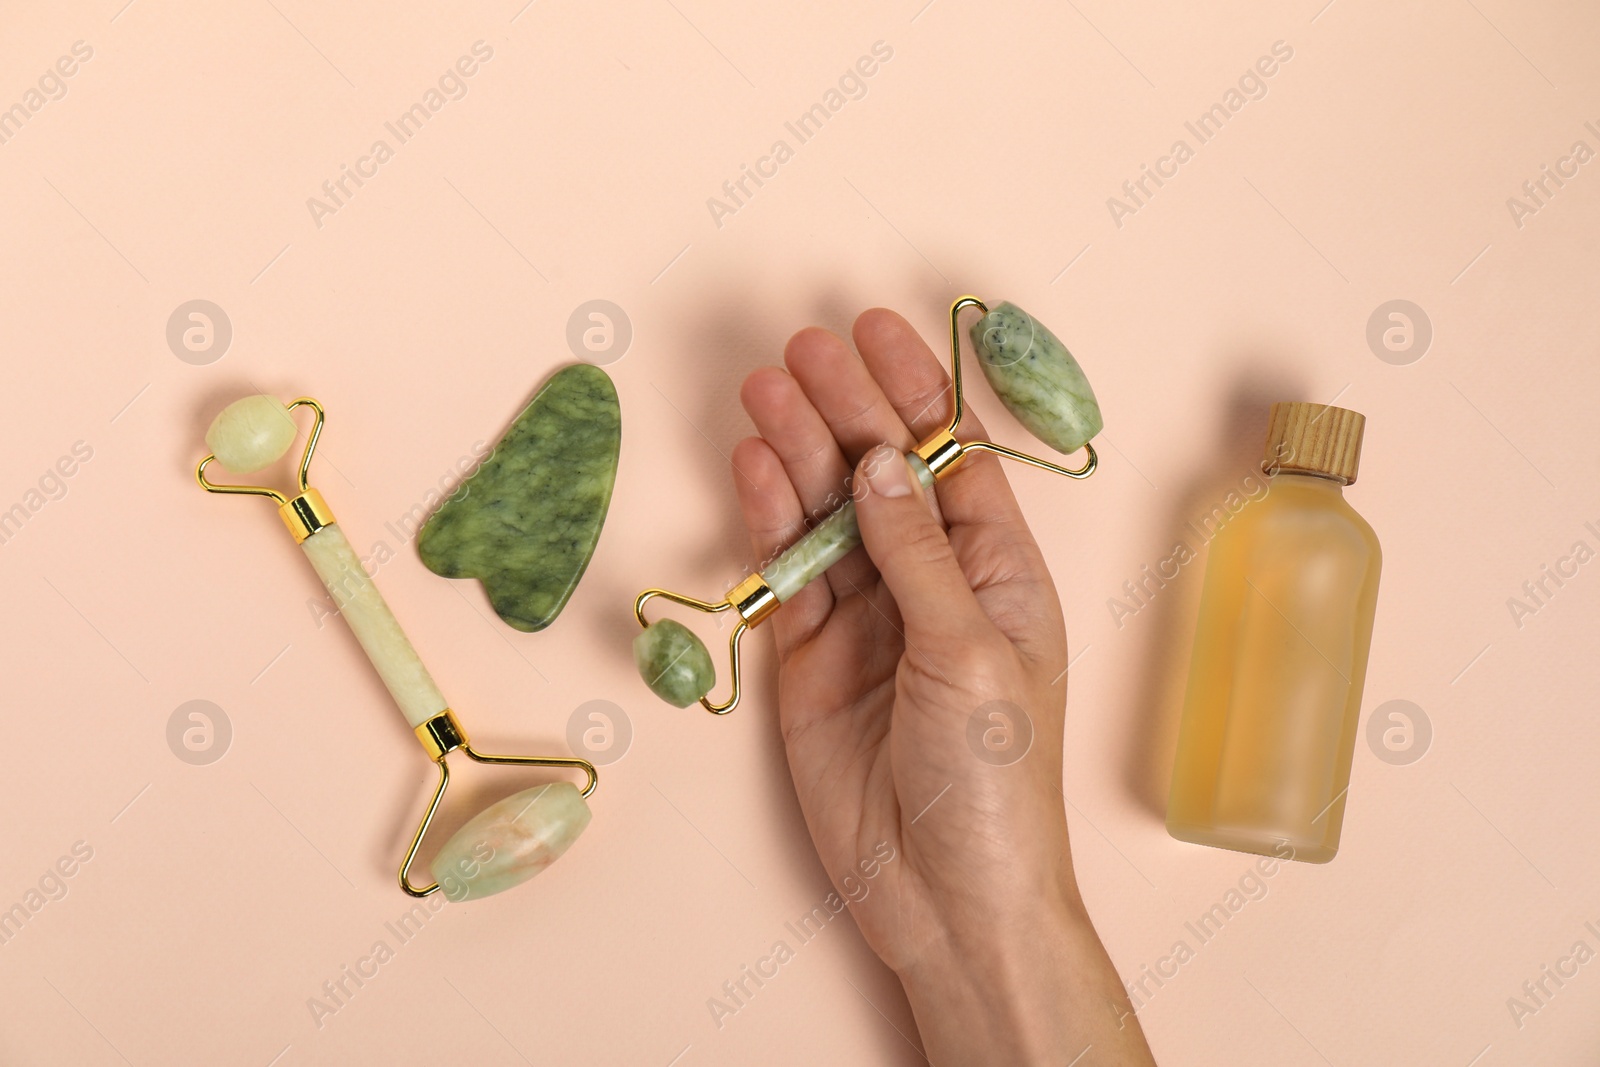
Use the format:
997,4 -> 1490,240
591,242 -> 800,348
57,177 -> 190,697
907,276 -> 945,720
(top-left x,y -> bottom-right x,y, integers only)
732,308 -> 1156,1065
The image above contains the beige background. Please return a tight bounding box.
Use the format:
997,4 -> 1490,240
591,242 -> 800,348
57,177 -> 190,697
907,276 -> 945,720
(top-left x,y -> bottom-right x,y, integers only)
2,0 -> 1598,1063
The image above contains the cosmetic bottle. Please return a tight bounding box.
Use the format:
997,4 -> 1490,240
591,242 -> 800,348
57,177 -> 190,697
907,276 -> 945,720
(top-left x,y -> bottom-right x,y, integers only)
1166,402 -> 1381,863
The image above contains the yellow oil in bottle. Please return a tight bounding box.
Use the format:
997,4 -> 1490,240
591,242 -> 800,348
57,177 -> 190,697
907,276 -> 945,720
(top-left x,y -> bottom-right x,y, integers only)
1166,403 -> 1381,863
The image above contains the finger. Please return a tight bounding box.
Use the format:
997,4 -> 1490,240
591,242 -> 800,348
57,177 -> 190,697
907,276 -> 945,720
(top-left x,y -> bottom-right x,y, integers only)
785,324 -> 919,464
730,436 -> 831,660
851,307 -> 961,440
852,445 -> 994,671
741,352 -> 879,597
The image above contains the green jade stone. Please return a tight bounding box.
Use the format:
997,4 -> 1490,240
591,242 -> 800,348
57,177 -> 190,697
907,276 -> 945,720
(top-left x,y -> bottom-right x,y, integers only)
634,618 -> 716,707
418,363 -> 620,632
969,301 -> 1103,454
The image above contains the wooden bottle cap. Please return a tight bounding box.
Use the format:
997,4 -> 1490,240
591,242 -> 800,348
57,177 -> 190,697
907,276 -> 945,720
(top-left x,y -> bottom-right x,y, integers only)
1262,402 -> 1365,484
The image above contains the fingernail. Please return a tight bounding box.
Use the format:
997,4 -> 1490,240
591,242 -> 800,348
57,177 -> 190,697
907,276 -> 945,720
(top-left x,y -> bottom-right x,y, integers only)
865,445 -> 912,498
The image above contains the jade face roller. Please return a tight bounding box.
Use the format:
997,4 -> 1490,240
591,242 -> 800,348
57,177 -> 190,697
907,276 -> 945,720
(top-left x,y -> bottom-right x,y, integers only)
196,395 -> 597,901
634,295 -> 1104,713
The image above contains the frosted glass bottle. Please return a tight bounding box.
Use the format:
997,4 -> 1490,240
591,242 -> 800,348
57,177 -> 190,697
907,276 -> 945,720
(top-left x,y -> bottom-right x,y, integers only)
1166,402 -> 1381,863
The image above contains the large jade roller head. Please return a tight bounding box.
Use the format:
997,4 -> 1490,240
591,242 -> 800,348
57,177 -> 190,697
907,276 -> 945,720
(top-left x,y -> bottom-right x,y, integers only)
196,394 -> 597,902
634,295 -> 1103,714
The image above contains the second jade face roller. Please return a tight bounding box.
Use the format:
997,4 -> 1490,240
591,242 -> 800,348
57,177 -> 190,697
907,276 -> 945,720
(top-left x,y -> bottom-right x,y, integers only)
196,395 -> 597,901
634,295 -> 1105,713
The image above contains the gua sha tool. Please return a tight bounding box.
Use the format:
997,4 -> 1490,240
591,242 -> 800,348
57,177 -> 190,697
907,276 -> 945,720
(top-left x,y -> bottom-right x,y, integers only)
417,364 -> 621,633
196,394 -> 597,901
634,295 -> 1103,714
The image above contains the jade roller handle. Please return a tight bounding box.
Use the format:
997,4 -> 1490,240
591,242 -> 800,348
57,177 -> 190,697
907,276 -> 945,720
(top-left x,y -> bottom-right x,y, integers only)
759,455 -> 936,601
300,522 -> 449,729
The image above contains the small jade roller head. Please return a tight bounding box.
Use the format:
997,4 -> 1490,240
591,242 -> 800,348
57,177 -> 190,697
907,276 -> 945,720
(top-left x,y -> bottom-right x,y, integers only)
204,394 -> 300,472
634,618 -> 717,709
634,295 -> 1104,715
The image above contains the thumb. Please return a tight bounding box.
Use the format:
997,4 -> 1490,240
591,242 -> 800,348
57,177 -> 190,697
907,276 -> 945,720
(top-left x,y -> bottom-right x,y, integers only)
854,444 -> 988,647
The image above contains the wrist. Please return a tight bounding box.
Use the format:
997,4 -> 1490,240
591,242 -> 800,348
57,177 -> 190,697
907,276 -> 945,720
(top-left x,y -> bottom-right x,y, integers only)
894,890 -> 1145,1065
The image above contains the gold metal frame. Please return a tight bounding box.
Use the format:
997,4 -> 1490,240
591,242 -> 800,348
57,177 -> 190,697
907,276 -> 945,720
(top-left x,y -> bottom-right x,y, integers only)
196,396 -> 598,899
636,295 -> 1098,715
